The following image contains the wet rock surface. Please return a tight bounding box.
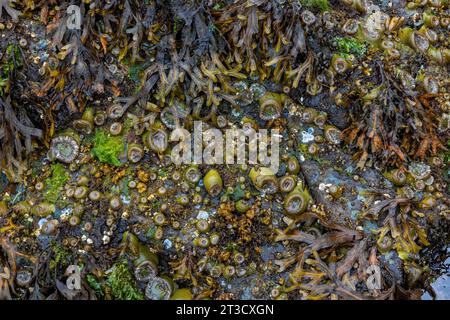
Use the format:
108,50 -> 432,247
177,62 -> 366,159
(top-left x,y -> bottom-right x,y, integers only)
0,0 -> 449,300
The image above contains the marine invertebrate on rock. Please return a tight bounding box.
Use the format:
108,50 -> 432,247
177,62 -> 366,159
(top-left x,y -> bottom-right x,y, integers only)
427,47 -> 450,65
145,276 -> 174,300
127,143 -> 144,163
301,10 -> 317,26
324,125 -> 341,145
31,202 -> 55,217
301,107 -> 318,124
73,107 -> 94,135
283,182 -> 312,217
384,168 -> 407,186
122,232 -> 159,282
423,12 -> 440,28
40,219 -> 59,235
342,19 -> 359,35
184,165 -> 201,184
193,237 -> 210,248
74,186 -> 88,200
195,219 -> 210,233
88,190 -> 102,201
287,156 -> 301,175
0,0 -> 448,302
204,169 -> 223,197
109,122 -> 123,136
279,175 -> 297,193
330,54 -> 353,75
259,92 -> 285,121
49,129 -> 80,164
94,111 -> 107,127
398,27 -> 430,53
249,167 -> 278,194
143,127 -> 168,156
109,196 -> 122,211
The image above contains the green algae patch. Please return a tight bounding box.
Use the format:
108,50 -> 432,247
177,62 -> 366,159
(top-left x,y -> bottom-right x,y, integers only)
213,2 -> 225,10
301,0 -> 329,12
86,274 -> 105,299
123,58 -> 152,83
231,184 -> 245,201
49,242 -> 71,270
44,164 -> 70,203
106,259 -> 144,300
91,130 -> 124,166
0,44 -> 22,97
334,37 -> 367,57
123,117 -> 134,135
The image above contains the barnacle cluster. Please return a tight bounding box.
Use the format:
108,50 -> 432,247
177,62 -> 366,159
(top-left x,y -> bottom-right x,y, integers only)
0,0 -> 448,300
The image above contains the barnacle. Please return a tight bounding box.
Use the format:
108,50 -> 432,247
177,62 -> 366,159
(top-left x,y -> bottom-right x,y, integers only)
427,47 -> 450,65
